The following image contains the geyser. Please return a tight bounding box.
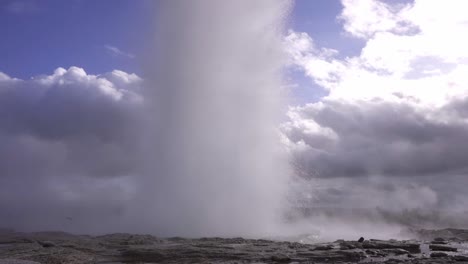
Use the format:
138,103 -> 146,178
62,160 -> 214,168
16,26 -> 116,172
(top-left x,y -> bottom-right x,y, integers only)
141,0 -> 293,237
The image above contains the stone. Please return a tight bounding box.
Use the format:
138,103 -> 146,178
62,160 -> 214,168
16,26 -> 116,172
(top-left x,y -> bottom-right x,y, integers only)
452,255 -> 468,261
0,260 -> 41,264
314,244 -> 334,250
362,240 -> 421,253
37,241 -> 55,248
431,237 -> 448,244
1,229 -> 468,263
358,237 -> 365,242
429,244 -> 457,252
269,255 -> 291,262
382,248 -> 409,255
430,252 -> 449,258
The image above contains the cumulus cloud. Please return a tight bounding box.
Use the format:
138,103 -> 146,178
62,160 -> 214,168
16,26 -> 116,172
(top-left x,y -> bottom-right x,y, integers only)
283,0 -> 468,224
0,67 -> 144,232
339,0 -> 419,39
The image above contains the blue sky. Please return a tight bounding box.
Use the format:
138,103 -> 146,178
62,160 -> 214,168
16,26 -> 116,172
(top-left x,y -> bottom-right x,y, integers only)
1,0 -> 346,78
1,0 -> 152,78
293,0 -> 364,56
1,0 -> 357,104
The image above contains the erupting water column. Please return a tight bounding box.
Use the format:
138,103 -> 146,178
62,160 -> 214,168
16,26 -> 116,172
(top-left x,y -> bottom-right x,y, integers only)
143,0 -> 292,237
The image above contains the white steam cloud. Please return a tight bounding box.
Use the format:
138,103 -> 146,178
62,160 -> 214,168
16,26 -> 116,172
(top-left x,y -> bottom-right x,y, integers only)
138,0 -> 293,237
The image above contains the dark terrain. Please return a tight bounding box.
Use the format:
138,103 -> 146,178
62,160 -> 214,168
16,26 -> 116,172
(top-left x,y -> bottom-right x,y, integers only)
2,228 -> 468,263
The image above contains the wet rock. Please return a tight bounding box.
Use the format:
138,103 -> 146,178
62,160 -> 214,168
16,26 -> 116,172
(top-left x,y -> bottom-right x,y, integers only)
120,248 -> 166,263
0,260 -> 41,264
382,248 -> 409,255
432,237 -> 448,244
452,255 -> 468,261
358,237 -> 365,243
269,255 -> 291,262
37,241 -> 55,248
2,229 -> 468,263
286,241 -> 307,249
339,241 -> 362,250
314,244 -> 333,250
362,240 -> 421,253
431,241 -> 448,244
385,258 -> 403,264
296,250 -> 366,262
429,244 -> 457,252
366,249 -> 387,257
430,252 -> 449,258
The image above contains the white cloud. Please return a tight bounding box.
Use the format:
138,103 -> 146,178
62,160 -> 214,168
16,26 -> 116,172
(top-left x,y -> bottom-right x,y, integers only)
339,0 -> 417,39
283,0 -> 468,217
104,45 -> 135,59
287,0 -> 468,105
284,31 -> 345,91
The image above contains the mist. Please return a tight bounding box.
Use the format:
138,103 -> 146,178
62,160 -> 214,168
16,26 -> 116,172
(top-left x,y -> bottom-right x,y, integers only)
134,0 -> 293,237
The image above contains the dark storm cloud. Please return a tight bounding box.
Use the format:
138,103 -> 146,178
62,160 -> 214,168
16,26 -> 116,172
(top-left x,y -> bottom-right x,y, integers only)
284,97 -> 468,178
0,67 -> 143,232
281,93 -> 468,228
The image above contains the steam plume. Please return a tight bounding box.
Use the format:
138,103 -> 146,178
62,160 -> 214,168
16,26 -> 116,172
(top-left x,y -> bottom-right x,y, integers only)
138,0 -> 293,237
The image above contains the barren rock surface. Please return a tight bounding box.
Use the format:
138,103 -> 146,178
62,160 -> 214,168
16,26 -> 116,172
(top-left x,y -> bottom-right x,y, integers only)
1,228 -> 468,263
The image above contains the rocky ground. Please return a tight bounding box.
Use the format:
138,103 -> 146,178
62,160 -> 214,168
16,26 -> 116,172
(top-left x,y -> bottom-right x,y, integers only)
1,228 -> 468,263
